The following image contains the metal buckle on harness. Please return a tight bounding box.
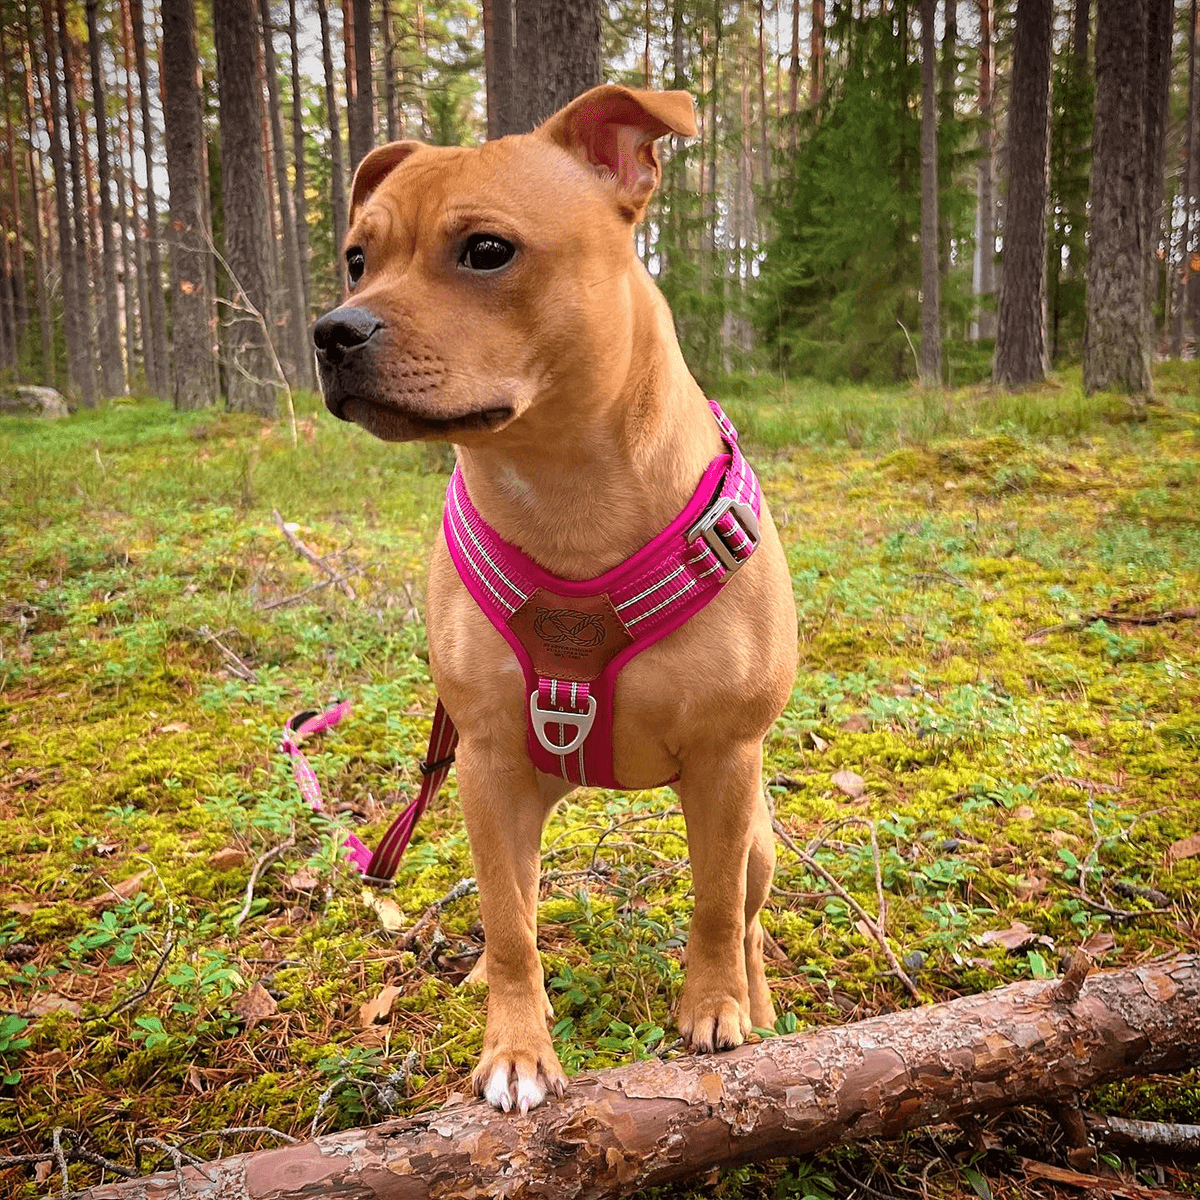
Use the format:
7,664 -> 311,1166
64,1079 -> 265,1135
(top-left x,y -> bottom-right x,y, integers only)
529,692 -> 597,756
686,496 -> 761,573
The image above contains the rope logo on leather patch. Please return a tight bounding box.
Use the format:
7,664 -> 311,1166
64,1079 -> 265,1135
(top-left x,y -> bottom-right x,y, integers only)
533,608 -> 607,650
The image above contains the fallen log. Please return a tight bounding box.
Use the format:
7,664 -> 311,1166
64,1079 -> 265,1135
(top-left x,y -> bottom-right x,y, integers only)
77,954 -> 1200,1200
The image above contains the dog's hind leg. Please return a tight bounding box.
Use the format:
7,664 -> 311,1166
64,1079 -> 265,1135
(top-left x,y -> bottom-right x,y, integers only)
676,739 -> 766,1053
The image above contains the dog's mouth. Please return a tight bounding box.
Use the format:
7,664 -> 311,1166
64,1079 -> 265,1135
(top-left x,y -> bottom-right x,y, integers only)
335,394 -> 516,442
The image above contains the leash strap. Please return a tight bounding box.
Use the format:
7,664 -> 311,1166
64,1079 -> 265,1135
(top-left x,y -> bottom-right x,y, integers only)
281,699 -> 458,882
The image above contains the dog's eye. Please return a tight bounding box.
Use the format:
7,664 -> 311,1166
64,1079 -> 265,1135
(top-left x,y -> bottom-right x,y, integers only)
459,235 -> 515,273
346,247 -> 366,286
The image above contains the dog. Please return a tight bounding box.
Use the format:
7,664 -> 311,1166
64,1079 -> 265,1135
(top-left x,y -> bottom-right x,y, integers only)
313,85 -> 797,1115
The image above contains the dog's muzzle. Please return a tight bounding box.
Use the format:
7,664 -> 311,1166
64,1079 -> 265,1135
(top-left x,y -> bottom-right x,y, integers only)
312,305 -> 383,367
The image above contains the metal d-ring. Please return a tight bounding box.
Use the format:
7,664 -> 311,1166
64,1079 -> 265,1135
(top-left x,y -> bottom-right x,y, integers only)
529,692 -> 597,757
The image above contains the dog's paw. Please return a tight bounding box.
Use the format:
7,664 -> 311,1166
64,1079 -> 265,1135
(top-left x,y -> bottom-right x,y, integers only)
473,1038 -> 566,1115
677,988 -> 752,1054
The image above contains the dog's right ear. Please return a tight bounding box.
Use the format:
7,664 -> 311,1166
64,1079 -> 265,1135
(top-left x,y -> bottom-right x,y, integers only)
347,141 -> 422,232
540,86 -> 697,222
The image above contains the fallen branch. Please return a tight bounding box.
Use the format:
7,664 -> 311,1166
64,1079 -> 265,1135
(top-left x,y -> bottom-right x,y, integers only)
194,625 -> 256,683
74,954 -> 1200,1200
1086,1113 -> 1200,1155
271,508 -> 356,598
1026,605 -> 1198,641
231,835 -> 296,929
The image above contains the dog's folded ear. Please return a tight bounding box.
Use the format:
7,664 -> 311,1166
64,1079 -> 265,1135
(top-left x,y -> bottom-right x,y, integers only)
348,141 -> 423,229
540,85 -> 697,222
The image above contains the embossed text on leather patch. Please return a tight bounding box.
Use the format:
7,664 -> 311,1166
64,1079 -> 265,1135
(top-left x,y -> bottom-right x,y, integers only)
508,588 -> 634,682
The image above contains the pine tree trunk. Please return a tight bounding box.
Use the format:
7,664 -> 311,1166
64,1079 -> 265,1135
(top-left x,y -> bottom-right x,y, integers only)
56,0 -> 100,406
353,0 -> 373,157
810,0 -> 825,106
993,0 -> 1052,387
919,0 -> 942,384
486,0 -> 516,138
258,0 -> 313,389
1142,0 -> 1173,348
317,0 -> 348,262
119,0 -> 148,389
757,0 -> 770,191
1083,0 -> 1153,395
19,24 -> 54,385
114,110 -> 137,392
214,0 -> 278,416
85,0 -> 125,396
0,22 -> 28,368
787,0 -> 799,150
342,0 -> 360,168
938,0 -> 957,285
71,955 -> 1200,1200
41,0 -> 91,404
289,0 -> 314,326
161,0 -> 217,411
975,0 -> 996,340
1171,0 -> 1197,356
382,0 -> 399,141
516,0 -> 602,131
130,0 -> 170,397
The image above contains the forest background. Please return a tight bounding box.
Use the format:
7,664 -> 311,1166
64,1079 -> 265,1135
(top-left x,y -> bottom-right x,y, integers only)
0,0 -> 1198,409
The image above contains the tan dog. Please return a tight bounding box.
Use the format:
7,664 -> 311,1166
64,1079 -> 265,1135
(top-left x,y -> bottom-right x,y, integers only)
313,85 -> 797,1114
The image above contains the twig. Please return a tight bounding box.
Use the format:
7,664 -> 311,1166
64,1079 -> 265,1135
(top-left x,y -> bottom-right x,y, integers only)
52,1126 -> 68,1196
272,508 -> 356,598
195,625 -> 256,682
1086,1113 -> 1200,1153
896,318 -> 920,374
1052,950 -> 1093,1004
773,818 -> 922,1002
176,1126 -> 301,1149
1026,604 -> 1198,641
398,877 -> 478,952
232,835 -> 296,929
87,902 -> 177,1023
1078,793 -> 1169,920
256,569 -> 365,612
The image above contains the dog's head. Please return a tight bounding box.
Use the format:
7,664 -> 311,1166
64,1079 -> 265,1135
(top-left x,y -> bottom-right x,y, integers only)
312,86 -> 696,444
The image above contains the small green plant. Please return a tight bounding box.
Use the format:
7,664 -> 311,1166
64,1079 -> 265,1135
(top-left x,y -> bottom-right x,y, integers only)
774,1161 -> 836,1200
0,1013 -> 32,1085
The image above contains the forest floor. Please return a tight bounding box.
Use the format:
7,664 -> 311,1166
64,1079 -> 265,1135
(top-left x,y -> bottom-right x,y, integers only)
1,368 -> 1199,1198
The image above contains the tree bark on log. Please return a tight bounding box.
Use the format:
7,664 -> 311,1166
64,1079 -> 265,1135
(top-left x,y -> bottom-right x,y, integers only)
77,955 -> 1200,1200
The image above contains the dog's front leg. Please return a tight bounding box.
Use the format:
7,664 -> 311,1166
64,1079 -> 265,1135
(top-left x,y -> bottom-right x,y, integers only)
677,739 -> 774,1052
457,740 -> 566,1113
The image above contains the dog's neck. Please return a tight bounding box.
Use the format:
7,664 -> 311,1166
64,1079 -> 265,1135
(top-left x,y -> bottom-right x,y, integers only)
454,270 -> 721,582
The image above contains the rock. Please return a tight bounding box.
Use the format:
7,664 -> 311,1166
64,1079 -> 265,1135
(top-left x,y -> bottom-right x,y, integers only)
0,385 -> 70,419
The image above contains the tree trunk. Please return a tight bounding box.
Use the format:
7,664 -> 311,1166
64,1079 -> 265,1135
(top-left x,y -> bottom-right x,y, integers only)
353,0 -> 373,157
288,0 -> 314,327
130,0 -> 170,397
993,0 -> 1053,387
919,0 -> 941,384
1083,0 -> 1152,395
938,0 -> 957,285
342,0 -> 360,168
1171,0 -> 1197,356
56,0 -> 100,406
84,0 -> 124,395
515,0 -> 603,132
787,0 -> 799,150
113,106 -> 137,393
382,0 -> 399,141
1142,0 -> 1173,348
76,956 -> 1200,1200
810,0 -> 825,107
119,0 -> 148,389
486,0 -> 516,138
757,0 -> 770,191
974,0 -> 996,340
317,0 -> 348,260
41,0 -> 90,404
161,0 -> 216,411
214,0 -> 278,416
258,0 -> 313,389
0,21 -> 28,369
19,25 -> 54,385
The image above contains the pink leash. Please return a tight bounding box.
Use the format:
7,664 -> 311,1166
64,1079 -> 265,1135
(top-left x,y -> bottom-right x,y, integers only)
281,698 -> 458,882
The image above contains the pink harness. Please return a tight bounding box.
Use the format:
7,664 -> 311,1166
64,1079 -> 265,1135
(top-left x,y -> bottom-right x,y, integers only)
443,401 -> 761,790
285,403 -> 761,882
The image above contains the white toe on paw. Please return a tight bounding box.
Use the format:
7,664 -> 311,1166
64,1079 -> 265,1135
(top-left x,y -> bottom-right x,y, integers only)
484,1065 -> 513,1112
515,1073 -> 546,1115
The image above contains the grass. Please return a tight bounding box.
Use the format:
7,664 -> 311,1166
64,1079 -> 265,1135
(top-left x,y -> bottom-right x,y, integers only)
1,371 -> 1199,1197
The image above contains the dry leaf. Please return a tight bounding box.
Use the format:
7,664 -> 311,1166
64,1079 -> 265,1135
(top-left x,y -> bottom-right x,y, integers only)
362,888 -> 405,933
359,984 -> 402,1028
158,721 -> 191,733
979,920 -> 1054,953
186,1064 -> 207,1093
232,982 -> 278,1024
27,993 -> 82,1017
1012,805 -> 1038,821
1167,833 -> 1200,863
831,769 -> 866,798
1013,874 -> 1048,901
93,842 -> 120,857
285,868 -> 319,893
1020,1158 -> 1099,1188
208,847 -> 247,870
34,1162 -> 52,1185
1081,930 -> 1115,956
88,869 -> 150,909
838,714 -> 871,733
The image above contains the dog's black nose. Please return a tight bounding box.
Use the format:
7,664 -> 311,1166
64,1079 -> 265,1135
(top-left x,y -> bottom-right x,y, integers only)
312,307 -> 384,364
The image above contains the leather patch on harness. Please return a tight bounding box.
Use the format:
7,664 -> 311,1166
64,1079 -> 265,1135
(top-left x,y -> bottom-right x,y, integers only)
508,588 -> 634,682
